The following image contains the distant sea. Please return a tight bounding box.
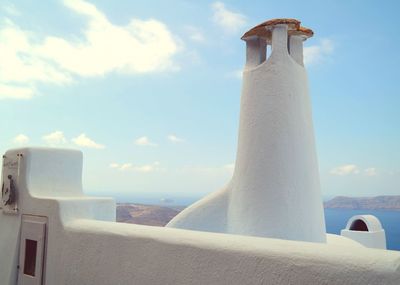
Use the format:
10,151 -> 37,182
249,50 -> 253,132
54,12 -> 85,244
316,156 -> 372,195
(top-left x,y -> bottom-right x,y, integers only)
90,192 -> 400,251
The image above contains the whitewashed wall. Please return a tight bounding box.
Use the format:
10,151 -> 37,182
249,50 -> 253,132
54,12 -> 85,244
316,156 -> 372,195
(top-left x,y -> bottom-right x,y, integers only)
1,148 -> 400,285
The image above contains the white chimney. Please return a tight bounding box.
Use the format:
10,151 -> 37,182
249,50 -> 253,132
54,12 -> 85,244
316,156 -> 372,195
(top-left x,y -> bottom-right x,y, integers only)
167,19 -> 327,243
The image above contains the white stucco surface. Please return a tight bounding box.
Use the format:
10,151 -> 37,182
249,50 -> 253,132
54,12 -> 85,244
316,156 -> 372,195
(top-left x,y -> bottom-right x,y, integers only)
168,23 -> 326,243
1,147 -> 399,285
341,215 -> 387,249
59,220 -> 400,285
0,148 -> 115,285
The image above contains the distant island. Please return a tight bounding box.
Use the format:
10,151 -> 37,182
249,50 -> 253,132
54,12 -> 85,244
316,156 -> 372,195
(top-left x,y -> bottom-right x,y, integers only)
117,203 -> 182,226
324,196 -> 400,210
116,196 -> 400,227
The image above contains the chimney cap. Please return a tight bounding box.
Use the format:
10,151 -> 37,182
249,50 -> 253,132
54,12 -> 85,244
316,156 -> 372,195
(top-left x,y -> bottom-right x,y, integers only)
289,26 -> 314,38
241,18 -> 313,41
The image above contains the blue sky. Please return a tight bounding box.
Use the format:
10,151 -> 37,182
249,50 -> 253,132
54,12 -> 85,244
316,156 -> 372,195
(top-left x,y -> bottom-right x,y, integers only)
1,0 -> 399,200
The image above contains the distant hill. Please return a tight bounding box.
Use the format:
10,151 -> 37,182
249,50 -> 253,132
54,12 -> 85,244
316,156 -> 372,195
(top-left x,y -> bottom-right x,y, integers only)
324,196 -> 400,210
116,203 -> 182,226
117,196 -> 400,227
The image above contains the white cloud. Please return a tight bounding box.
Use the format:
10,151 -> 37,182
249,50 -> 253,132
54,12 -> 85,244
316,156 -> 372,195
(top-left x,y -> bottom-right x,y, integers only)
184,26 -> 205,43
41,0 -> 181,76
181,163 -> 235,174
304,38 -> 334,66
330,164 -> 360,176
110,161 -> 161,172
2,4 -> 21,16
13,134 -> 29,144
364,167 -> 378,177
134,164 -> 155,172
135,136 -> 157,147
72,133 -> 105,149
120,163 -> 134,171
114,163 -> 130,171
0,20 -> 71,99
42,131 -> 67,145
109,163 -> 119,168
330,164 -> 380,177
0,0 -> 181,100
211,2 -> 246,34
180,50 -> 202,66
0,84 -> 35,100
224,163 -> 235,171
226,69 -> 242,79
167,134 -> 184,143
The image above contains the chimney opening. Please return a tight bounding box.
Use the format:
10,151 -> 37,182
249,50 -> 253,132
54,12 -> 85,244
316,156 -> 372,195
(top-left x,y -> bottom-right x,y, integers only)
349,219 -> 369,232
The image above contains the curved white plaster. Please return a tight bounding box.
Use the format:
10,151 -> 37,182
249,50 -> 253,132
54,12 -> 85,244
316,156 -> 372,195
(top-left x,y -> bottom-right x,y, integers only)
341,215 -> 387,249
270,24 -> 289,56
345,214 -> 384,232
244,36 -> 267,69
166,183 -> 229,233
25,148 -> 83,197
0,148 -> 115,285
0,148 -> 399,285
168,23 -> 326,243
289,35 -> 304,66
58,220 -> 400,285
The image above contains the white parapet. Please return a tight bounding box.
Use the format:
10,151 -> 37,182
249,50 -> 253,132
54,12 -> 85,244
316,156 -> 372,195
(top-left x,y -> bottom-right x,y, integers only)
341,215 -> 387,249
0,148 -> 116,285
1,148 -> 399,285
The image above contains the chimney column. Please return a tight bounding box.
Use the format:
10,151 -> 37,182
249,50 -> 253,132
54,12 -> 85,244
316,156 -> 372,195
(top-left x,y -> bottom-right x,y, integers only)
245,36 -> 267,69
289,35 -> 304,65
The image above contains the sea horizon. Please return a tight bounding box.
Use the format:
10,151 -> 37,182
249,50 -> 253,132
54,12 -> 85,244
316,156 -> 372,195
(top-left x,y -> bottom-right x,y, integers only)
88,191 -> 399,251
